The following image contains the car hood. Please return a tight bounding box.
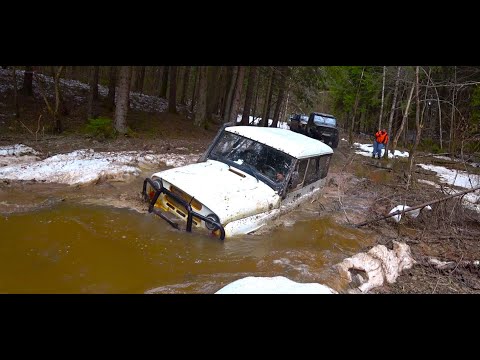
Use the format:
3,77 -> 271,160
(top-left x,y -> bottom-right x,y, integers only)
151,159 -> 280,224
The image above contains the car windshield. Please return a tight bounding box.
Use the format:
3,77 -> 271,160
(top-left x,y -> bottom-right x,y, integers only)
313,114 -> 336,126
208,131 -> 294,190
300,115 -> 309,123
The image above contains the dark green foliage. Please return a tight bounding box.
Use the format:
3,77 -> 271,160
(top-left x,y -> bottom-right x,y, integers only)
85,117 -> 116,138
420,138 -> 441,153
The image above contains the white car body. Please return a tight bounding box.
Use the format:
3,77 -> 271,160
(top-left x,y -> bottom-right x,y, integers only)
143,125 -> 333,239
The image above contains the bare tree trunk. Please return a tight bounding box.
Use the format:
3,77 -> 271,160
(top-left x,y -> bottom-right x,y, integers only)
154,66 -> 163,93
378,65 -> 386,129
241,66 -> 258,125
22,66 -> 34,96
53,66 -> 64,133
449,66 -> 457,157
229,66 -> 246,124
87,66 -> 100,120
135,66 -> 145,93
391,81 -> 415,156
349,67 -> 365,144
223,66 -> 238,123
107,66 -> 117,111
194,66 -> 208,128
271,66 -> 289,128
261,67 -> 275,127
13,67 -> 20,118
384,66 -> 401,158
114,66 -> 132,134
252,76 -> 260,123
406,66 -> 421,188
190,67 -> 199,113
159,66 -> 169,98
180,66 -> 191,105
168,66 -> 177,114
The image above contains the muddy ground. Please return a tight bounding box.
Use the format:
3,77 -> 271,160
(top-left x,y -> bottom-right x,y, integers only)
1,87 -> 479,293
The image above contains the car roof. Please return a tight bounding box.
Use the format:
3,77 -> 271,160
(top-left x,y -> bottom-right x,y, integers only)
312,112 -> 336,119
225,126 -> 333,158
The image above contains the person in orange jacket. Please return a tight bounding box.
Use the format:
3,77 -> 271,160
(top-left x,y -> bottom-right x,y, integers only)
373,129 -> 388,159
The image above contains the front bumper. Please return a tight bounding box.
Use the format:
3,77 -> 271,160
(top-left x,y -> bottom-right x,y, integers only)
142,177 -> 225,240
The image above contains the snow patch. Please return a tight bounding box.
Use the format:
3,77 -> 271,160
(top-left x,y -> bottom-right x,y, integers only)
236,114 -> 289,129
416,163 -> 480,188
353,142 -> 409,158
388,204 -> 432,223
335,241 -> 416,293
0,149 -> 200,185
215,276 -> 337,294
0,144 -> 40,157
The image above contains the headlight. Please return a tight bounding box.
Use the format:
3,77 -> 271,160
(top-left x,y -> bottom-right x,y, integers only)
205,213 -> 220,230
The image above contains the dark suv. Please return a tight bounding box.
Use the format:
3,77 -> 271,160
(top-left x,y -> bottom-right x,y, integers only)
290,112 -> 339,148
288,114 -> 309,133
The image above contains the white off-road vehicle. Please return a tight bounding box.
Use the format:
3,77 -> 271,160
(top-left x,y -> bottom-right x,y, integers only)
142,124 -> 333,240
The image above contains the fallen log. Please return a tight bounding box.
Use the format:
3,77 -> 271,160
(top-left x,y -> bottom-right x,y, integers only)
355,185 -> 480,227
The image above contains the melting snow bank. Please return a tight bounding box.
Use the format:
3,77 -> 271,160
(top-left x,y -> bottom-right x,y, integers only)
416,163 -> 480,212
0,144 -> 41,166
335,241 -> 416,293
215,276 -> 337,294
0,147 -> 201,185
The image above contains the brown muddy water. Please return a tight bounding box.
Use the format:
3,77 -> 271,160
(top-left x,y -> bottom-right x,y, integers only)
0,174 -> 372,294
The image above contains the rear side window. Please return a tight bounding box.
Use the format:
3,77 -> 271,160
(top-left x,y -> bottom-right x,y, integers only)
304,155 -> 332,185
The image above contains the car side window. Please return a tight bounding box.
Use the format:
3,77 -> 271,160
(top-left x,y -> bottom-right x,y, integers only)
287,159 -> 308,193
304,157 -> 320,186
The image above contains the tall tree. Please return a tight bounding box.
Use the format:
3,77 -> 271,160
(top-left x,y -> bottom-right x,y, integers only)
159,66 -> 169,98
181,66 -> 191,105
449,66 -> 457,156
107,66 -> 117,111
114,66 -> 132,134
271,66 -> 289,128
378,66 -> 386,129
190,67 -> 199,113
406,66 -> 422,188
223,66 -> 238,123
383,66 -> 401,158
229,66 -> 246,124
261,67 -> 275,127
21,66 -> 34,96
87,66 -> 100,120
391,80 -> 415,156
168,66 -> 177,114
349,67 -> 365,144
135,66 -> 145,93
241,66 -> 258,125
12,67 -> 20,118
194,66 -> 208,128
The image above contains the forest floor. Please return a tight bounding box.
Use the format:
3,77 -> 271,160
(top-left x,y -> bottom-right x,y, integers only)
1,68 -> 480,294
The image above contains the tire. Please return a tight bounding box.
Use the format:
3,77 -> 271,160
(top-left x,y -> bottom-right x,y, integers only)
331,137 -> 339,149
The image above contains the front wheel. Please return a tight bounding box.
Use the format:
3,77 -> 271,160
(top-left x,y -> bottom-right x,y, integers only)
331,137 -> 339,148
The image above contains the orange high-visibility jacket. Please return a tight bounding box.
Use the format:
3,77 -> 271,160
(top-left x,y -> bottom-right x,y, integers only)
375,131 -> 388,144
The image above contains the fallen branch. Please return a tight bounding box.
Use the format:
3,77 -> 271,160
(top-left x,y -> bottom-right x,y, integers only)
428,257 -> 480,271
355,185 -> 480,227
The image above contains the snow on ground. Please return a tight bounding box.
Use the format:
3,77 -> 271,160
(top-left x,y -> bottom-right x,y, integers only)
353,142 -> 409,158
0,146 -> 201,185
214,276 -> 337,294
418,179 -> 440,188
417,164 -> 480,188
434,155 -> 480,168
236,114 -> 290,129
0,144 -> 41,166
0,144 -> 39,157
416,163 -> 480,212
0,68 -> 168,114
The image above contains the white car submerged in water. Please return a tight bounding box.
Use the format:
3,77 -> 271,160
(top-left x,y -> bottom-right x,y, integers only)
142,124 -> 333,240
